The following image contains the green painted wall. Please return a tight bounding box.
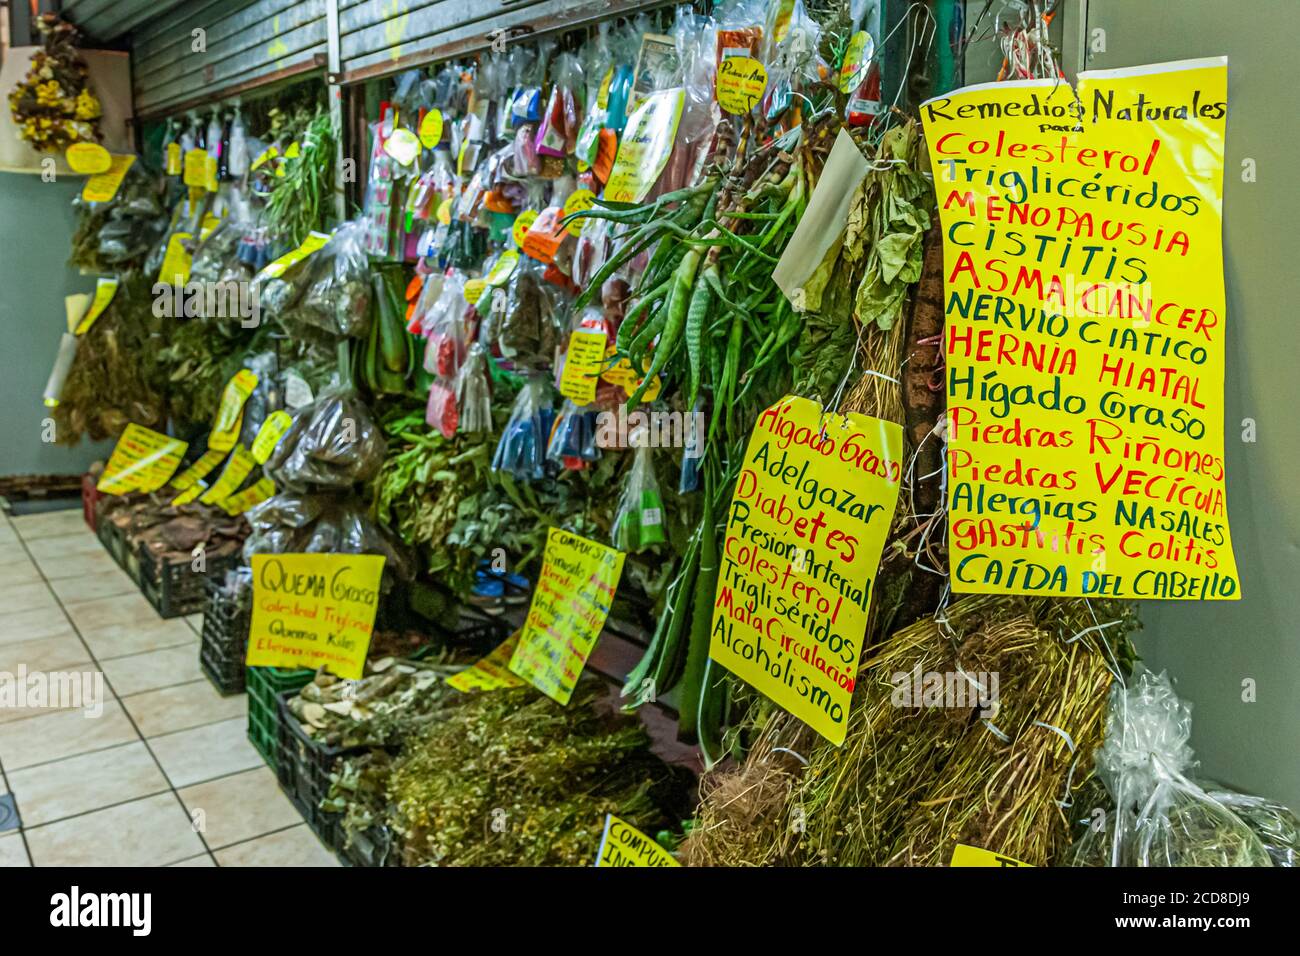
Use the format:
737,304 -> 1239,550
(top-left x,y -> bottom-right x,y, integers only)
0,172 -> 114,477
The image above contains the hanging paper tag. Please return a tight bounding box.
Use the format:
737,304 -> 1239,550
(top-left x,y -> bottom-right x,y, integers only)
183,149 -> 208,187
464,279 -> 487,305
251,410 -> 293,463
97,424 -> 188,495
199,444 -> 257,505
511,209 -> 539,248
522,207 -> 567,264
484,250 -> 520,287
383,128 -> 421,166
82,154 -> 136,203
66,142 -> 111,174
446,632 -> 526,692
594,815 -> 679,867
418,109 -> 444,148
250,146 -> 278,171
170,448 -> 228,497
158,232 -> 193,286
220,476 -> 276,515
209,369 -> 259,452
558,330 -> 607,405
74,277 -> 119,336
563,189 -> 595,237
717,57 -> 768,115
257,231 -> 331,280
604,90 -> 684,204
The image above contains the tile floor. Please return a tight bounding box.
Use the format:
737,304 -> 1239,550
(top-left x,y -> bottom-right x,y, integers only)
0,507 -> 337,866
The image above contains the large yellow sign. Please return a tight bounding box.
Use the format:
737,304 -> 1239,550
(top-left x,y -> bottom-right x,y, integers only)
708,396 -> 904,745
509,528 -> 625,705
594,815 -> 679,867
922,57 -> 1239,600
246,553 -> 385,679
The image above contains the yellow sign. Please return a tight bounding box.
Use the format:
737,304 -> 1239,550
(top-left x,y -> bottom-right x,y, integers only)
709,396 -> 904,745
199,444 -> 256,505
251,410 -> 293,463
446,632 -> 526,692
97,424 -> 187,495
558,330 -> 607,405
74,277 -> 119,336
922,58 -> 1238,601
66,142 -> 111,174
594,815 -> 679,867
717,57 -> 768,115
246,553 -> 386,679
512,209 -> 538,249
257,231 -> 331,281
563,189 -> 595,237
418,109 -> 444,148
464,278 -> 487,305
208,369 -> 258,453
950,844 -> 1033,867
221,476 -> 276,515
508,528 -> 625,705
169,447 -> 228,496
158,232 -> 193,286
605,89 -> 684,205
183,148 -> 208,187
81,154 -> 135,203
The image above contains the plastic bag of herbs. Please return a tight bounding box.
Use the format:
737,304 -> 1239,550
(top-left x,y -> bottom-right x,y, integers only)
376,680 -> 692,866
1070,670 -> 1276,867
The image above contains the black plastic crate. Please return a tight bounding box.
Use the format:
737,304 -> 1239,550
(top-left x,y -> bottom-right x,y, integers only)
137,545 -> 238,619
199,575 -> 250,696
274,691 -> 365,847
96,517 -> 136,581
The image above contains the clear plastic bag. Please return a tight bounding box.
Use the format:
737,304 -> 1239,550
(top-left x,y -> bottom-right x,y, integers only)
611,437 -> 666,552
491,375 -> 555,482
1205,788 -> 1300,867
1070,670 -> 1274,867
499,257 -> 565,368
266,386 -> 387,490
546,399 -> 600,469
420,271 -> 467,378
536,52 -> 583,158
298,220 -> 373,337
425,380 -> 458,439
454,342 -> 493,434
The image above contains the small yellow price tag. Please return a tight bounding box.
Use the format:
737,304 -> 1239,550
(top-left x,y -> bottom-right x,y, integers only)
418,109 -> 444,148
74,277 -> 119,336
66,142 -> 111,174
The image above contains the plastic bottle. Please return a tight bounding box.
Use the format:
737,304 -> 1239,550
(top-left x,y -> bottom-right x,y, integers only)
227,100 -> 249,179
206,107 -> 223,167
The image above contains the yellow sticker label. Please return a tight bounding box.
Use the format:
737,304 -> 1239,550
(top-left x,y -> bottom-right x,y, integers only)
383,128 -> 421,166
205,152 -> 219,192
66,142 -> 111,174
457,139 -> 468,177
166,142 -> 183,176
708,396 -> 904,745
199,213 -> 222,241
559,330 -> 607,406
418,109 -> 444,148
81,154 -> 135,203
446,632 -> 527,692
595,815 -> 679,867
251,410 -> 293,464
464,279 -> 487,305
922,60 -> 1239,601
838,31 -> 875,93
171,483 -> 204,506
508,528 -> 625,705
950,844 -> 1033,867
74,277 -> 119,336
208,369 -> 259,452
484,250 -> 520,287
257,231 -> 331,280
596,69 -> 613,110
199,444 -> 256,505
251,146 -> 278,171
512,209 -> 539,249
221,476 -> 276,515
437,198 -> 452,225
563,189 -> 595,237
183,148 -> 208,187
158,232 -> 193,286
169,447 -> 228,496
97,424 -> 188,495
247,553 -> 386,679
605,89 -> 684,204
283,141 -> 301,159
717,57 -> 768,115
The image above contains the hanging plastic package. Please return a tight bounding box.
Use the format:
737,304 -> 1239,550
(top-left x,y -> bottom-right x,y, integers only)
611,434 -> 667,551
426,379 -> 458,438
420,271 -> 467,377
545,399 -> 600,469
228,101 -> 249,178
1069,670 -> 1273,867
454,342 -> 493,434
535,52 -> 584,158
298,220 -> 373,337
265,386 -> 387,490
491,375 -> 555,481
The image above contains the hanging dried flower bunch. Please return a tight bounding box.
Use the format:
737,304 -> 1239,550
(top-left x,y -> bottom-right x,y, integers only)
7,14 -> 103,152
